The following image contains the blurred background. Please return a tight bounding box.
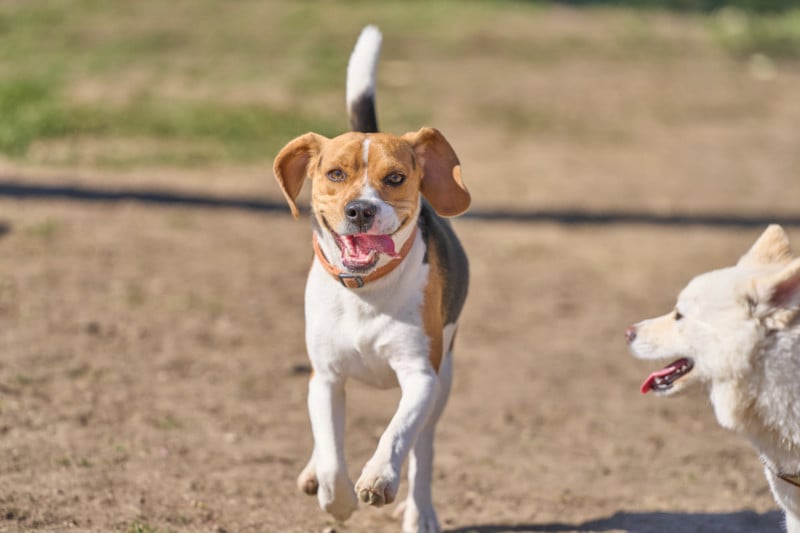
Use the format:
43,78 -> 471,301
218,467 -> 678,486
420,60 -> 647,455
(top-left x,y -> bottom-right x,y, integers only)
0,1 -> 799,532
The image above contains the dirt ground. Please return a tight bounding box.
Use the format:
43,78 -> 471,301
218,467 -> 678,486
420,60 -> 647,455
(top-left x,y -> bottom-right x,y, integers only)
2,6 -> 800,533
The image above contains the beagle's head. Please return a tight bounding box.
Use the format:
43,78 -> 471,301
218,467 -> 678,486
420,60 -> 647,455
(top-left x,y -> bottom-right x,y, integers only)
273,128 -> 470,273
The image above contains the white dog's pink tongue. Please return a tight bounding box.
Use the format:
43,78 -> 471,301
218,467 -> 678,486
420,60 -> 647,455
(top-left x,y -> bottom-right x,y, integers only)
341,234 -> 397,265
640,363 -> 680,394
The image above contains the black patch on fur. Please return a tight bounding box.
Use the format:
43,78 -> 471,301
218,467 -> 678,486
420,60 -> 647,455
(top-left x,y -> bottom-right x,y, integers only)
349,94 -> 379,133
417,200 -> 469,325
419,214 -> 430,264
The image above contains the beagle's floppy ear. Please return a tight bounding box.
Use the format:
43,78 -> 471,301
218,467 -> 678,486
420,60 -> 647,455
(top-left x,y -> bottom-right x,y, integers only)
273,133 -> 328,218
403,127 -> 470,217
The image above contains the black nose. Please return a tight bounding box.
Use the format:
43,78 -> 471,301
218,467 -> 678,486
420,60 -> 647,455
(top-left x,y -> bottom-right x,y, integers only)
625,326 -> 637,344
344,200 -> 377,230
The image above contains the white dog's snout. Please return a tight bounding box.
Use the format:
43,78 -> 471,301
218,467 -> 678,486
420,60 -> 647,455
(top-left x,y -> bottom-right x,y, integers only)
625,325 -> 637,344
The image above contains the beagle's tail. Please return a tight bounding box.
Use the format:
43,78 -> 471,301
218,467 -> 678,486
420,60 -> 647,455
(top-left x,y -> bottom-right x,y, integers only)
346,25 -> 382,133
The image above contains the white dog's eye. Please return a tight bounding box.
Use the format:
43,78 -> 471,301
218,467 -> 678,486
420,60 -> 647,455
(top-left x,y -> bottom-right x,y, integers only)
674,309 -> 684,321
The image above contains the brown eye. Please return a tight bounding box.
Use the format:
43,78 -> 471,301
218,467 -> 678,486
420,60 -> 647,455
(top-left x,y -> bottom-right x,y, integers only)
674,309 -> 683,321
326,169 -> 345,182
383,172 -> 406,187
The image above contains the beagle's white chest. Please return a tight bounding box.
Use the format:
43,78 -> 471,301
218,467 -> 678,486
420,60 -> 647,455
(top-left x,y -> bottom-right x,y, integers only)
303,243 -> 431,389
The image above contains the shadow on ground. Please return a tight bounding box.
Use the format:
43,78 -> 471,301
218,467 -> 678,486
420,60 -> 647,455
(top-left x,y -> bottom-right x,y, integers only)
446,509 -> 783,533
2,179 -> 800,229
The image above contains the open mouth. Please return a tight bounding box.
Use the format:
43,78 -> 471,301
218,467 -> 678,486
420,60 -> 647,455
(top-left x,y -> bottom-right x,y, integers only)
333,232 -> 398,271
640,358 -> 694,394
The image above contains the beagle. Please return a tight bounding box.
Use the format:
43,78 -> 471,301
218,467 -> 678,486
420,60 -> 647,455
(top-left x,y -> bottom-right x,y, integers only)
273,26 -> 470,533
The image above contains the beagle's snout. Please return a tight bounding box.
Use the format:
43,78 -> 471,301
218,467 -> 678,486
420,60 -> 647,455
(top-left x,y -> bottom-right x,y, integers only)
345,199 -> 377,231
625,325 -> 637,344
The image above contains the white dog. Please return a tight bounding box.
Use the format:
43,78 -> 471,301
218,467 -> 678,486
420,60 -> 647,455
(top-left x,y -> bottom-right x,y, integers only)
626,224 -> 800,532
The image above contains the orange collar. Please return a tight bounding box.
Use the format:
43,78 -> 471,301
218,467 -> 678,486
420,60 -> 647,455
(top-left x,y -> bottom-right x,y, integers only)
312,231 -> 416,289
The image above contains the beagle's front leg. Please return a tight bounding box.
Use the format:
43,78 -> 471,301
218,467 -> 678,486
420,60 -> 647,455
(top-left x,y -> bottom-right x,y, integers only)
307,374 -> 357,521
355,364 -> 438,507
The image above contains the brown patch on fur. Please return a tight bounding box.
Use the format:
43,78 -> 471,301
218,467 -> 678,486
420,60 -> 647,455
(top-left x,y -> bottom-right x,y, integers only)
402,127 -> 470,217
273,133 -> 328,218
422,241 -> 445,373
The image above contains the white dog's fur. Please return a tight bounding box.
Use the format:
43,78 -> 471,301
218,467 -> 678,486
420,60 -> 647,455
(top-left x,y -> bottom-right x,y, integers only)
627,224 -> 800,533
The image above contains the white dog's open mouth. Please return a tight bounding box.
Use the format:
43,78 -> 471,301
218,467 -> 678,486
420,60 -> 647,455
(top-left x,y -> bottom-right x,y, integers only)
640,358 -> 694,394
334,232 -> 398,271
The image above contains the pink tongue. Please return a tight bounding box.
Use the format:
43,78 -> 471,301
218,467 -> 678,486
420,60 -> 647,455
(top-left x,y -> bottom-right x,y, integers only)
640,361 -> 683,394
341,234 -> 397,264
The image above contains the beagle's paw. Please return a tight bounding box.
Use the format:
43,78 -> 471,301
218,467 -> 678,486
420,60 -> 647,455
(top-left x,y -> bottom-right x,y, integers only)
316,470 -> 357,522
395,499 -> 440,533
296,463 -> 318,495
355,462 -> 400,507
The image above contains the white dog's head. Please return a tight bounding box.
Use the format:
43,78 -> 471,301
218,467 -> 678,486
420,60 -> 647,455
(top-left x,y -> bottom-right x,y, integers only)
626,225 -> 800,397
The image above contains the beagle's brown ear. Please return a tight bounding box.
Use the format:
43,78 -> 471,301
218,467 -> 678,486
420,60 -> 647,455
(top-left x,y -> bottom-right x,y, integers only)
273,133 -> 328,218
403,127 -> 470,217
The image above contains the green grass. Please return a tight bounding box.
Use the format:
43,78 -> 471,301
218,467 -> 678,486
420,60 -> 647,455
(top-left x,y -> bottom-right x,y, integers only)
710,7 -> 800,59
0,0 -> 537,167
0,0 -> 484,167
0,75 -> 336,164
0,1 -> 384,166
0,0 -> 798,168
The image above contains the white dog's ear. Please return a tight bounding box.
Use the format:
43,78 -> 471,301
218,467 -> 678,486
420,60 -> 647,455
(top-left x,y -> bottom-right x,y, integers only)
273,133 -> 329,218
738,224 -> 793,268
753,258 -> 800,328
402,127 -> 470,217
759,258 -> 800,308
